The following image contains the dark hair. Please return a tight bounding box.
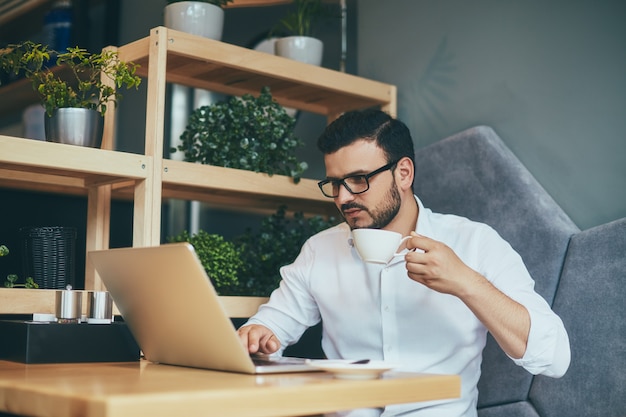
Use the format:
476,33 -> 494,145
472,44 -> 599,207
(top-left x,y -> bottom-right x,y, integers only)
317,108 -> 415,167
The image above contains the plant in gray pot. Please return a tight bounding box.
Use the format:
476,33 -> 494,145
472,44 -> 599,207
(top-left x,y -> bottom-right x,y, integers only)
164,0 -> 234,40
0,41 -> 141,148
172,86 -> 308,182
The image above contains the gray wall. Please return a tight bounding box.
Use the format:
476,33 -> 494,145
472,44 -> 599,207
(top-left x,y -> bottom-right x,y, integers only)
358,0 -> 625,230
116,0 -> 626,231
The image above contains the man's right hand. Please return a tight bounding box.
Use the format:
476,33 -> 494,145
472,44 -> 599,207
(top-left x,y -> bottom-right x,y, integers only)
237,324 -> 280,354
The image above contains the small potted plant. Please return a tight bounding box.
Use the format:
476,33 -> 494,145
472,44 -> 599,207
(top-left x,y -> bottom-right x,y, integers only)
164,0 -> 234,40
272,0 -> 339,66
0,41 -> 141,147
172,86 -> 308,182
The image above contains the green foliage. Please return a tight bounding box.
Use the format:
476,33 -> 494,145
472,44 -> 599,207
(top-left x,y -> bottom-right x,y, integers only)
166,0 -> 233,6
168,230 -> 243,296
1,244 -> 39,288
235,207 -> 338,296
272,0 -> 339,37
4,274 -> 39,289
167,208 -> 338,297
0,41 -> 141,116
172,86 -> 308,182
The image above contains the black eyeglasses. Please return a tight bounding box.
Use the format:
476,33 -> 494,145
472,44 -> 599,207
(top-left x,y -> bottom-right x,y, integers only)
317,160 -> 399,198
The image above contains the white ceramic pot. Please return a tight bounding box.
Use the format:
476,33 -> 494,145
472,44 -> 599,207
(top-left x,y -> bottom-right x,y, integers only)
274,36 -> 324,66
45,108 -> 104,148
164,1 -> 224,40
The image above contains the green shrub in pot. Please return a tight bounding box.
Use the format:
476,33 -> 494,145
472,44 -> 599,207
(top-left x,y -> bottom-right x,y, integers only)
168,230 -> 243,296
168,208 -> 337,297
234,207 -> 338,296
172,86 -> 308,182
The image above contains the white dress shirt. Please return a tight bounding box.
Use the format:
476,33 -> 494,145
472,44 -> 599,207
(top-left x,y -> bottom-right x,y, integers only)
246,197 -> 570,417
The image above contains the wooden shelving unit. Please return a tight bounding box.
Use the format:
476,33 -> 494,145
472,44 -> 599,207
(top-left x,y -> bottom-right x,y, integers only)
112,26 -> 396,247
0,26 -> 396,311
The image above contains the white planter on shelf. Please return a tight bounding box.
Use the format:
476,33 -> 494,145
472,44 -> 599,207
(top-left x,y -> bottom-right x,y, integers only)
274,36 -> 323,66
164,1 -> 224,40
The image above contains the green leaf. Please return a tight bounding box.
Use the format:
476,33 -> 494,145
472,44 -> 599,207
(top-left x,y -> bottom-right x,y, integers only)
174,86 -> 307,181
0,41 -> 141,116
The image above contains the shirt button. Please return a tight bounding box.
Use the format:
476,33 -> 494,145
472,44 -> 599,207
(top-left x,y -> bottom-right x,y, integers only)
384,305 -> 390,312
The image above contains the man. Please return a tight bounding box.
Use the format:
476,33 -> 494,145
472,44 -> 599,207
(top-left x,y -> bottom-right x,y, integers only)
238,109 -> 570,416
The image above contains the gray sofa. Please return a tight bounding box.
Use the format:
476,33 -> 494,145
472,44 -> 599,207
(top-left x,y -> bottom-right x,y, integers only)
413,126 -> 626,417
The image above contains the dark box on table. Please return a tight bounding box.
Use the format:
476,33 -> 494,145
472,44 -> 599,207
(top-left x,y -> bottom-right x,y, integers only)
0,320 -> 140,364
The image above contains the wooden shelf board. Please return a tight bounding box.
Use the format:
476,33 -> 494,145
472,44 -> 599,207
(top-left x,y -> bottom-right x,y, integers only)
162,160 -> 336,217
163,160 -> 318,197
0,135 -> 150,187
0,289 -> 265,319
0,288 -> 56,315
163,186 -> 336,218
118,27 -> 393,117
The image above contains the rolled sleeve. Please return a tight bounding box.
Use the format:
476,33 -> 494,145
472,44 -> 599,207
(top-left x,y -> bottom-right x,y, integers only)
512,306 -> 571,377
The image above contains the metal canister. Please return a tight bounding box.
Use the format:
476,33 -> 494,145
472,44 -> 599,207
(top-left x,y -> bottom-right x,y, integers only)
55,289 -> 82,323
87,291 -> 113,324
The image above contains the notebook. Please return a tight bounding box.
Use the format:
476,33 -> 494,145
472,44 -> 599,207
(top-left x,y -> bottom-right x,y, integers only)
88,242 -> 316,374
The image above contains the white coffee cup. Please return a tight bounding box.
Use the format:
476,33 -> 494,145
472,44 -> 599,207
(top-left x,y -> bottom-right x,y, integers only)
352,229 -> 411,264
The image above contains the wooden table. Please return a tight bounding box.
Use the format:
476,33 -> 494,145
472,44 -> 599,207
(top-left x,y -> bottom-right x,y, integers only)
0,359 -> 460,417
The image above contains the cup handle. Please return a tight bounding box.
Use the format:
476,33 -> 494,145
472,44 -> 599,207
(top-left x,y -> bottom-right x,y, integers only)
393,235 -> 412,256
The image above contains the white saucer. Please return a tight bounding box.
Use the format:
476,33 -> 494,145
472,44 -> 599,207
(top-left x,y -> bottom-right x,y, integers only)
306,360 -> 398,380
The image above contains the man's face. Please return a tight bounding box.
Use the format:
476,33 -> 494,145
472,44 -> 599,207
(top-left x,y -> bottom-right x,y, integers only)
323,140 -> 401,230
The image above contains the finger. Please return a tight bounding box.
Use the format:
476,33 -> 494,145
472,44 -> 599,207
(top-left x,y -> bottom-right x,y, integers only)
405,245 -> 428,265
259,333 -> 280,354
406,232 -> 431,252
405,257 -> 428,276
239,326 -> 262,353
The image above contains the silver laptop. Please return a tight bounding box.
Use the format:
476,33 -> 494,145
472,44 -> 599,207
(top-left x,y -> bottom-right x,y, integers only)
88,242 -> 316,374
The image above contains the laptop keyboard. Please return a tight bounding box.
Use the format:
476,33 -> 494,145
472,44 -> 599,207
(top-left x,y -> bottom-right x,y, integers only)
251,356 -> 309,366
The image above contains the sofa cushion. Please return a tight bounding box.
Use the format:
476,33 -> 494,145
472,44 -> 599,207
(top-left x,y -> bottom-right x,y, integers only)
413,126 -> 579,407
414,126 -> 579,301
529,218 -> 626,417
477,401 -> 539,417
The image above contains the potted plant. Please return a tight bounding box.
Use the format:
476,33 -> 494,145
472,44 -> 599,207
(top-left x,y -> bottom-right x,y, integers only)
168,207 -> 337,297
164,0 -> 234,40
0,41 -> 141,147
168,230 -> 243,295
172,86 -> 308,182
234,206 -> 337,296
272,0 -> 338,66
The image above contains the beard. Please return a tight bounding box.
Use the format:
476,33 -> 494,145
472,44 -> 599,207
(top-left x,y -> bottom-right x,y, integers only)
341,181 -> 402,230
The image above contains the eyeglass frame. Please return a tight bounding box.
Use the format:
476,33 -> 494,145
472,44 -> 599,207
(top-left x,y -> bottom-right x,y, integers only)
317,159 -> 400,198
